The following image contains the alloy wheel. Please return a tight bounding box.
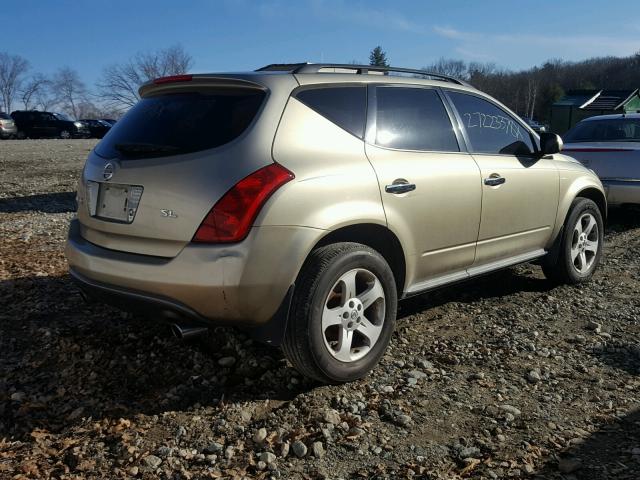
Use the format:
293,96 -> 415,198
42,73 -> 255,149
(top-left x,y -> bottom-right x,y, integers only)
321,268 -> 386,362
571,212 -> 599,274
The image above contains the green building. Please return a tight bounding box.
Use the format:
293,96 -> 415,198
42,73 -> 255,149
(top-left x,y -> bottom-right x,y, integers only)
551,89 -> 640,134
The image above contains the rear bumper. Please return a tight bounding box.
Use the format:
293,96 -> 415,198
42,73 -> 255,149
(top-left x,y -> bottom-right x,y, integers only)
70,268 -> 211,323
602,179 -> 640,205
65,218 -> 323,326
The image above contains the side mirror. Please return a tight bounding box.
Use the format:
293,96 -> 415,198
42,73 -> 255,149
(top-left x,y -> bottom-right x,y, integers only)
539,132 -> 563,155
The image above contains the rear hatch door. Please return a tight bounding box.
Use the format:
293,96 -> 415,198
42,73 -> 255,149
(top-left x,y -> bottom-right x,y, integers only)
77,75 -> 288,257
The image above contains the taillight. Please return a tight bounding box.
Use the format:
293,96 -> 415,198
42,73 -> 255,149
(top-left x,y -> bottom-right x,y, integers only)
153,74 -> 193,84
192,163 -> 294,243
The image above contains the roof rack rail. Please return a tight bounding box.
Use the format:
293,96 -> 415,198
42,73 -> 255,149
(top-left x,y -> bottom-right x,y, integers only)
255,63 -> 308,72
255,63 -> 470,86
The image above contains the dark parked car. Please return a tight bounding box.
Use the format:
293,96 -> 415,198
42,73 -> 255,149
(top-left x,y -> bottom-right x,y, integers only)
0,112 -> 17,139
100,118 -> 117,126
80,119 -> 112,139
11,110 -> 89,139
523,117 -> 547,133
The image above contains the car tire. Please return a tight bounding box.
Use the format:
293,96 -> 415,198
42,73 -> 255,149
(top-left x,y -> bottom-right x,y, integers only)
282,242 -> 397,384
16,131 -> 26,140
542,197 -> 603,284
60,130 -> 71,139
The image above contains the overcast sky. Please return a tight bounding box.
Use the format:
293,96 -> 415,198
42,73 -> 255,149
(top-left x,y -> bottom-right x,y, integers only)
3,0 -> 639,86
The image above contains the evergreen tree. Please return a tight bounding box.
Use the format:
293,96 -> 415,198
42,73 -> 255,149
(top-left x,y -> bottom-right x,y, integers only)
369,46 -> 389,67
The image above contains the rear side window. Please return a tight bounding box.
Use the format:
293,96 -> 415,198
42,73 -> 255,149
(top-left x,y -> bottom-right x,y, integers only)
374,87 -> 459,152
96,89 -> 266,159
563,119 -> 640,142
448,91 -> 535,155
295,86 -> 366,138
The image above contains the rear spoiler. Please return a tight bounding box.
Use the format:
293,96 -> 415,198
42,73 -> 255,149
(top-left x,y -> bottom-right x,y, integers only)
139,75 -> 267,97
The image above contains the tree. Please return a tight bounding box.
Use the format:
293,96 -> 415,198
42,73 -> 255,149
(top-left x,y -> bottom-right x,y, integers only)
424,58 -> 468,79
51,67 -> 87,119
20,73 -> 50,110
97,44 -> 193,111
0,52 -> 29,113
369,46 -> 389,67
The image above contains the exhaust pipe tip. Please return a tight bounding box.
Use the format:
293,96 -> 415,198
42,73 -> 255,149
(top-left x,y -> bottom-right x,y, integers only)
170,323 -> 183,338
170,323 -> 209,340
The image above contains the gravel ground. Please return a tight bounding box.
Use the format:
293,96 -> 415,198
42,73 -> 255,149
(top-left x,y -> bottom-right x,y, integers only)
1,139 -> 639,479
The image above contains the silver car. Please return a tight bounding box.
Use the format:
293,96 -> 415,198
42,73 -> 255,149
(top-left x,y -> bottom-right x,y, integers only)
0,112 -> 17,139
66,63 -> 606,383
563,114 -> 640,205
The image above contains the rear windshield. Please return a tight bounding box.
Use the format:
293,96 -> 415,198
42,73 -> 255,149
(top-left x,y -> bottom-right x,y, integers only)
95,89 -> 266,159
563,119 -> 640,143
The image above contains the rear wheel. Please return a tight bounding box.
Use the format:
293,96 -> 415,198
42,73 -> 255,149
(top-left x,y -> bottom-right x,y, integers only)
543,198 -> 603,284
60,130 -> 71,139
282,242 -> 397,384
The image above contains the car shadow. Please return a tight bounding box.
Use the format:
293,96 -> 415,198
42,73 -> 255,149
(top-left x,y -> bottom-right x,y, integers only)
398,266 -> 553,320
590,342 -> 640,377
0,274 -> 302,440
1,264 -> 556,440
0,191 -> 76,214
532,359 -> 640,479
606,205 -> 640,233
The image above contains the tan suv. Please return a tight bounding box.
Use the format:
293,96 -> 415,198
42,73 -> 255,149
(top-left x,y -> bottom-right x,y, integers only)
66,63 -> 606,383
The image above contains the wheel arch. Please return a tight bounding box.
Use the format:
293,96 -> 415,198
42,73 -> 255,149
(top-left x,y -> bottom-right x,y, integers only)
576,186 -> 607,221
551,175 -> 607,247
313,223 -> 407,295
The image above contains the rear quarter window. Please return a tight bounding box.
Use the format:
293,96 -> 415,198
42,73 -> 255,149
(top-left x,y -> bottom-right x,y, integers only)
295,86 -> 366,139
96,89 -> 266,159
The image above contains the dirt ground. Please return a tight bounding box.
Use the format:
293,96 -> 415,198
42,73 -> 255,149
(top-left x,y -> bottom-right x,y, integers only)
1,139 -> 639,479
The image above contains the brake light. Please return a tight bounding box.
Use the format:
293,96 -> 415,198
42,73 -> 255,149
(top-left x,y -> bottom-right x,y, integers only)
153,74 -> 193,84
193,163 -> 294,243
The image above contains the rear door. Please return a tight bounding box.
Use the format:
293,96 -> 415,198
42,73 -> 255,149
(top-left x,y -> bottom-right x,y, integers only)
364,85 -> 482,291
445,90 -> 559,266
39,113 -> 57,137
28,112 -> 44,137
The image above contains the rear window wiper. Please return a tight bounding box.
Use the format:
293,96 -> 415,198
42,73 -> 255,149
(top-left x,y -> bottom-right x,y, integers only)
114,142 -> 182,155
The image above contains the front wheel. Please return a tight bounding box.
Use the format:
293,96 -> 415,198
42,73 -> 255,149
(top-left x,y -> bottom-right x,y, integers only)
543,198 -> 603,284
282,243 -> 397,384
59,130 -> 71,139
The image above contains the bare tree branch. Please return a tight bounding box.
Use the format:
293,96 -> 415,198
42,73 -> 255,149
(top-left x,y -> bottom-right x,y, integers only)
20,73 -> 50,111
96,44 -> 193,111
0,52 -> 29,113
50,67 -> 87,119
424,58 -> 468,80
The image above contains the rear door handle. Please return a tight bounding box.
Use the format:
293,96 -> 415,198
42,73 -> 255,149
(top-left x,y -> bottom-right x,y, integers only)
385,181 -> 416,194
484,175 -> 506,187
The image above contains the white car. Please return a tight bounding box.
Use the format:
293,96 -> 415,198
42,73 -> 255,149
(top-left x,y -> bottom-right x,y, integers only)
563,114 -> 640,205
